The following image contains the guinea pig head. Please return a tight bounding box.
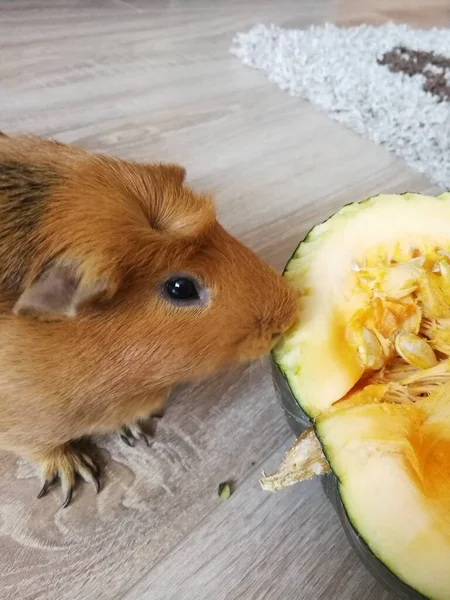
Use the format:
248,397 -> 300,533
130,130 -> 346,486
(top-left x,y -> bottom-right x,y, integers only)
13,150 -> 298,386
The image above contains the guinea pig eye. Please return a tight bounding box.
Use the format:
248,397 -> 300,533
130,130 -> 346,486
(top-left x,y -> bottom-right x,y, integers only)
162,275 -> 207,306
166,277 -> 198,301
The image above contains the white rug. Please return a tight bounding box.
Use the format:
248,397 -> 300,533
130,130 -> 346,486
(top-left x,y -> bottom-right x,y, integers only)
230,23 -> 450,190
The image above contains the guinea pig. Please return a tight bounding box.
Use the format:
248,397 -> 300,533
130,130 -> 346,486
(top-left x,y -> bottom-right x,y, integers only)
0,132 -> 297,507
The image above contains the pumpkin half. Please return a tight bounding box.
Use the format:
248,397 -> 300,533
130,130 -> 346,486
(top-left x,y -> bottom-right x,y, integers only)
266,192 -> 450,600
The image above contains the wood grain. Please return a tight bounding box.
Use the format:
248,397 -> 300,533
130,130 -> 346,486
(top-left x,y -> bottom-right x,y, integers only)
0,1 -> 444,599
333,0 -> 450,27
123,465 -> 393,600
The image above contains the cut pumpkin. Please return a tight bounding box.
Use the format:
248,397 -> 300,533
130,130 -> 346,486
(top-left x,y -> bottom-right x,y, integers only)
268,192 -> 450,600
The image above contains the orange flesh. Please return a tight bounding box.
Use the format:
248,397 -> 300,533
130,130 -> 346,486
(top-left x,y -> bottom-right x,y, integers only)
325,248 -> 450,511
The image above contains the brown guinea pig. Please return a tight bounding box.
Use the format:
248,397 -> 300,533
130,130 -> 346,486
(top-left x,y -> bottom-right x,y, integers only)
0,132 -> 297,507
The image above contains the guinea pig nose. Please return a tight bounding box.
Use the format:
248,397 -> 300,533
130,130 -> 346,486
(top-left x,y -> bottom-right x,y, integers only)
271,332 -> 282,341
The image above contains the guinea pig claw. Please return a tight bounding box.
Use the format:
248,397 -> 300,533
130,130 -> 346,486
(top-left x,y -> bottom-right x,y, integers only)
81,452 -> 100,476
120,431 -> 135,447
118,424 -> 150,448
139,433 -> 150,447
37,482 -> 49,499
78,455 -> 101,494
37,446 -> 100,508
62,488 -> 73,509
37,477 -> 55,499
92,473 -> 101,494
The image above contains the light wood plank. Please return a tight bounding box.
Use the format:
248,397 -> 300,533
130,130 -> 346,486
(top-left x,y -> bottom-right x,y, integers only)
334,0 -> 450,27
124,458 -> 394,600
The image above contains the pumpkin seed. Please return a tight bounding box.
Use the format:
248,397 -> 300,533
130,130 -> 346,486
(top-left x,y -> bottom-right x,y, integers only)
394,333 -> 438,370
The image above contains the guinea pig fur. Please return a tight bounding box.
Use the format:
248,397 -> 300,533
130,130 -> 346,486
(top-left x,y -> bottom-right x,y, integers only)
0,132 -> 297,507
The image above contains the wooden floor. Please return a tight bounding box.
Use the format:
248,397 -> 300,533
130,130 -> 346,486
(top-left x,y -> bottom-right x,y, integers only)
0,2 -> 446,599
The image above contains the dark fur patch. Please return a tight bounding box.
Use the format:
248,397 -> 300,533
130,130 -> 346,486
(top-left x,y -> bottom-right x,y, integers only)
0,162 -> 57,225
0,162 -> 60,289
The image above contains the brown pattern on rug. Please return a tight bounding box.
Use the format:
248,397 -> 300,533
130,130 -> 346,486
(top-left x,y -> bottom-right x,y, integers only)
378,46 -> 450,101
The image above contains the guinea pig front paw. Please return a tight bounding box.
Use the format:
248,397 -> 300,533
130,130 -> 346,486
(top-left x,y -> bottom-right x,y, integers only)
36,444 -> 100,508
117,423 -> 151,448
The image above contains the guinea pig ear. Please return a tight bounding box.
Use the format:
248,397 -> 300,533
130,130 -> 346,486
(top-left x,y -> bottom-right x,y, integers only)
140,163 -> 214,237
154,163 -> 186,187
13,261 -> 111,320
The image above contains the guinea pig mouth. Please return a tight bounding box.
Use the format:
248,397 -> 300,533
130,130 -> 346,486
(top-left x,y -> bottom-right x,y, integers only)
236,335 -> 280,363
